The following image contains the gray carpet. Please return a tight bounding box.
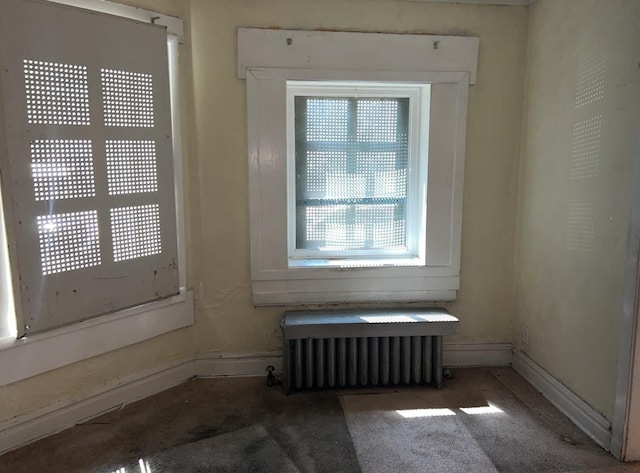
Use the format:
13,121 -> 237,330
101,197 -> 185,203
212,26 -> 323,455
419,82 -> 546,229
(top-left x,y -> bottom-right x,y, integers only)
342,392 -> 499,473
340,369 -> 617,473
126,425 -> 301,473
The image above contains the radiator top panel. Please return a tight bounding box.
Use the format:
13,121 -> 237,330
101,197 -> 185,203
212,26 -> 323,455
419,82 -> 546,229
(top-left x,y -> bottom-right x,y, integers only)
282,308 -> 459,340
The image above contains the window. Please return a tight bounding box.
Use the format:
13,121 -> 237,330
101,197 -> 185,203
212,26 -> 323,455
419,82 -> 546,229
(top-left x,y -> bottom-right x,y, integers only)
0,0 -> 192,387
239,28 -> 478,305
287,82 -> 430,266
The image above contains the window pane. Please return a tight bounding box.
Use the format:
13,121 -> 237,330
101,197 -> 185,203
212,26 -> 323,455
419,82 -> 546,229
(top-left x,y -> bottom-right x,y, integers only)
295,96 -> 409,252
301,203 -> 406,251
306,98 -> 348,141
357,100 -> 399,142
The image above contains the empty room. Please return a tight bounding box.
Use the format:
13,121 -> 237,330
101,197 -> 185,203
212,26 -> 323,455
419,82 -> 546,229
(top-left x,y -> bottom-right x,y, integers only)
1,0 -> 640,471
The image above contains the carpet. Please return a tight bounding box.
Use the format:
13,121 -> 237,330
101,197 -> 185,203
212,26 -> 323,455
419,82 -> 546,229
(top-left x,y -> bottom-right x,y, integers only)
121,425 -> 301,473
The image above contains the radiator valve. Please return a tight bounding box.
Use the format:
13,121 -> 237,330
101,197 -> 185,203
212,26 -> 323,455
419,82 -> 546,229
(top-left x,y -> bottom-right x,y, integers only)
267,365 -> 280,386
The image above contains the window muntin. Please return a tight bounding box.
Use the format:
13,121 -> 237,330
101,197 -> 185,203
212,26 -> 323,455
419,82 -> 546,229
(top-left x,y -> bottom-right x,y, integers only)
287,82 -> 429,264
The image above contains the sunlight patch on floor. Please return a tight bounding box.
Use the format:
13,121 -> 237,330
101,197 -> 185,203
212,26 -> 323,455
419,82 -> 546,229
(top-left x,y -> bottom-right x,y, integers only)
109,459 -> 151,473
396,404 -> 504,419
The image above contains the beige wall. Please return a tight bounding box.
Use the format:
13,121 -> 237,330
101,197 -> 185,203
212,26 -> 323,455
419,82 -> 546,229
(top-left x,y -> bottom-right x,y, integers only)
188,0 -> 528,353
0,0 -> 528,423
515,0 -> 640,420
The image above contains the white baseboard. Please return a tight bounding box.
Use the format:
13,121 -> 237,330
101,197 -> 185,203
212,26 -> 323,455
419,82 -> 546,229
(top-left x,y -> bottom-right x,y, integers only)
0,351 -> 285,455
512,350 -> 611,449
444,343 -> 512,367
0,344 -> 513,456
0,290 -> 195,387
0,358 -> 194,456
194,351 -> 282,378
193,344 -> 512,377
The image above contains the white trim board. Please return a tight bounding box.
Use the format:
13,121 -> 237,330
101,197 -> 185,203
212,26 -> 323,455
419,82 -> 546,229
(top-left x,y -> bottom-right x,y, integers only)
0,290 -> 194,387
238,28 -> 479,84
194,351 -> 283,378
193,344 -> 511,377
444,343 -> 512,367
48,0 -> 184,42
512,350 -> 611,450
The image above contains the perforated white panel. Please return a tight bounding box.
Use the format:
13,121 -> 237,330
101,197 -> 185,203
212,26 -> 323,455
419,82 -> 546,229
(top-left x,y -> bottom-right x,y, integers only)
111,204 -> 162,262
306,151 -> 347,194
325,172 -> 366,199
306,99 -> 348,141
359,152 -> 407,198
570,116 -> 601,180
23,59 -> 90,125
566,202 -> 596,252
106,140 -> 158,195
575,44 -> 606,108
31,139 -> 95,200
101,68 -> 154,127
357,101 -> 398,142
37,210 -> 101,275
304,204 -> 405,250
1,0 -> 181,333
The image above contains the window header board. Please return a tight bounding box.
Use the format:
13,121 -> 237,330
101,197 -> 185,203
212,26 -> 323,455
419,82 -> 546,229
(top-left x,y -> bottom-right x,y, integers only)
237,28 -> 479,85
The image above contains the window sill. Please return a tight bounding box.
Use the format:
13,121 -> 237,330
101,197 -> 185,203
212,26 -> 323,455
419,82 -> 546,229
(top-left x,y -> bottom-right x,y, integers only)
0,289 -> 194,387
252,274 -> 458,305
288,256 -> 425,269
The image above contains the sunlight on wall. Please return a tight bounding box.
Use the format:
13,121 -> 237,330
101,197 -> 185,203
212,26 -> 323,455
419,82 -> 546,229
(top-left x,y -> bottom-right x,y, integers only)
0,178 -> 16,340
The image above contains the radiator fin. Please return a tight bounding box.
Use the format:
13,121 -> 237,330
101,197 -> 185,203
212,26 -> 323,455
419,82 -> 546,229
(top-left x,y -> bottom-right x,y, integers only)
287,335 -> 440,390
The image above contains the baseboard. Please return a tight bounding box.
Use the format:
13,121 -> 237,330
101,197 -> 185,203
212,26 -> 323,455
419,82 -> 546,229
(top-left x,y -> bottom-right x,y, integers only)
0,344 -> 514,456
0,359 -> 194,456
194,351 -> 282,378
443,343 -> 512,367
512,350 -> 611,449
193,344 -> 513,377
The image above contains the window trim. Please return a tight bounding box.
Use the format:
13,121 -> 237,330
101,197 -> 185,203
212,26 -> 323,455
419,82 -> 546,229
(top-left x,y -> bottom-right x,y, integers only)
245,67 -> 469,305
0,0 -> 192,387
239,28 -> 477,305
285,81 -> 430,265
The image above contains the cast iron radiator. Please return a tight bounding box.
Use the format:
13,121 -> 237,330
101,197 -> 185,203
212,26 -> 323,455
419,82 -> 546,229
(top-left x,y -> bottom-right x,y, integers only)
281,308 -> 459,393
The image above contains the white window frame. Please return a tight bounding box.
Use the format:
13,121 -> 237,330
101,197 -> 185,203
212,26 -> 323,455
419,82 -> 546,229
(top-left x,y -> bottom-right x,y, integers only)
240,29 -> 477,306
0,0 -> 193,387
286,81 -> 430,267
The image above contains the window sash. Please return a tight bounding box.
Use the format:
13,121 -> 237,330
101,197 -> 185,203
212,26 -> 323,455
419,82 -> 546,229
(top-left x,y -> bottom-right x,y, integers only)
286,82 -> 428,261
295,96 -> 410,252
